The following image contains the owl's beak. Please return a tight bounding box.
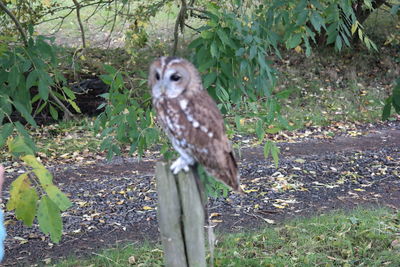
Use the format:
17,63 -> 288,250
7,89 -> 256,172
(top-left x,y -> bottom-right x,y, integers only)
160,83 -> 167,95
160,85 -> 166,94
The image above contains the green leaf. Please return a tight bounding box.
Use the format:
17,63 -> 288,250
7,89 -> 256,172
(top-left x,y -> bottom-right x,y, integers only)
203,72 -> 217,89
49,105 -> 58,120
13,101 -> 37,127
287,33 -> 302,49
43,184 -> 72,211
14,122 -> 36,151
188,37 -> 204,49
200,30 -> 214,39
310,12 -> 323,32
335,35 -> 343,51
7,136 -> 34,156
0,123 -> 13,147
255,120 -> 265,141
21,154 -> 44,169
26,69 -> 39,90
217,29 -> 237,49
249,45 -> 257,60
67,99 -> 81,113
382,96 -> 392,120
266,127 -> 280,134
275,89 -> 292,99
296,10 -> 308,25
62,86 -> 76,100
271,143 -> 280,168
37,196 -> 62,243
393,83 -> 400,111
21,155 -> 55,191
210,41 -> 218,58
38,77 -> 49,100
234,115 -> 242,130
264,141 -> 272,159
8,65 -> 20,90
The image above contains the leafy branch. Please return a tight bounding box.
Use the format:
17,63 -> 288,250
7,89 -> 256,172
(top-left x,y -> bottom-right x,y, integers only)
0,0 -> 28,46
7,136 -> 72,243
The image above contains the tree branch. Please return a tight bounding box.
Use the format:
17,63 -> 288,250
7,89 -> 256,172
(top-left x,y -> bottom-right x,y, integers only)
49,91 -> 74,120
172,0 -> 187,56
0,0 -> 28,46
72,0 -> 86,48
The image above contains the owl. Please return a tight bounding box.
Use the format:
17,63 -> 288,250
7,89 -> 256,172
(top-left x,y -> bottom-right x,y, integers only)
149,56 -> 242,193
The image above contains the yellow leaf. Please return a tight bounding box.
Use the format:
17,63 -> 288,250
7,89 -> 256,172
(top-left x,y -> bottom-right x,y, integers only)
244,188 -> 258,193
77,201 -> 87,207
294,45 -> 302,53
143,206 -> 154,210
273,204 -> 286,209
351,22 -> 358,35
264,218 -> 275,224
354,188 -> 365,192
211,219 -> 223,223
254,204 -> 260,209
210,212 -> 221,218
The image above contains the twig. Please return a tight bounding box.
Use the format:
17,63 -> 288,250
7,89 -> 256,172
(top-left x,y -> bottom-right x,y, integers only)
0,0 -> 28,46
184,23 -> 201,33
187,6 -> 207,14
105,0 -> 120,48
172,0 -> 187,56
189,11 -> 209,20
84,2 -> 103,22
49,91 -> 74,120
72,0 -> 86,48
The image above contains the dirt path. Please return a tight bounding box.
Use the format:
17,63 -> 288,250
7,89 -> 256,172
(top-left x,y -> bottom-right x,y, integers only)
4,123 -> 400,266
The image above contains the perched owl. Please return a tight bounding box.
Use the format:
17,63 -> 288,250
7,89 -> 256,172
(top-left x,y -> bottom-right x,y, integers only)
149,56 -> 242,193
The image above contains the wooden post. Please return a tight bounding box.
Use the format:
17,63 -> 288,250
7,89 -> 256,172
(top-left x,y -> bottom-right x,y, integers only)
155,162 -> 206,267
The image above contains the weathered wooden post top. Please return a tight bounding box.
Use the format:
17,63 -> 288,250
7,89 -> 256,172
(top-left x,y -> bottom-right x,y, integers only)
155,162 -> 207,267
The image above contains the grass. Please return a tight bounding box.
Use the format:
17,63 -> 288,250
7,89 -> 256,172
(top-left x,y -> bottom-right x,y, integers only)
53,207 -> 400,266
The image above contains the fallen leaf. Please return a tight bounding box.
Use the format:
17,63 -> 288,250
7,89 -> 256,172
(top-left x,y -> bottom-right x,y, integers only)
294,158 -> 306,164
128,255 -> 136,264
210,212 -> 221,218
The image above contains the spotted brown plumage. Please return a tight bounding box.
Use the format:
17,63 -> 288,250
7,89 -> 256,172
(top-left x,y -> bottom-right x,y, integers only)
149,56 -> 242,193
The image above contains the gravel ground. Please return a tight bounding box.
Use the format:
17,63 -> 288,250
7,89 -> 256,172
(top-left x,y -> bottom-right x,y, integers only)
3,122 -> 400,266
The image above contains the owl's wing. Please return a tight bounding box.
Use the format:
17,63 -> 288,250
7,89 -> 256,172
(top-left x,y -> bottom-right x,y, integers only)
177,90 -> 242,192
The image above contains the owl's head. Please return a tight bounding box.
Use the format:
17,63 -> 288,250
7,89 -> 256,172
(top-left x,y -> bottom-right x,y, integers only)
149,56 -> 201,99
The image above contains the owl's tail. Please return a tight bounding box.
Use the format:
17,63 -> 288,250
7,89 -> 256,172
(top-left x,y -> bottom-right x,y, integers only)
215,151 -> 243,194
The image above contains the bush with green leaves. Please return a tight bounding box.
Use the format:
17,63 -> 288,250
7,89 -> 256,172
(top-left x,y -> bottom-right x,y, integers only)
94,65 -> 160,159
382,78 -> 400,120
0,34 -> 80,148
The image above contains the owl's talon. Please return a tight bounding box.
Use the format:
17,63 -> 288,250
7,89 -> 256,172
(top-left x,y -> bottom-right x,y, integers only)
171,157 -> 190,174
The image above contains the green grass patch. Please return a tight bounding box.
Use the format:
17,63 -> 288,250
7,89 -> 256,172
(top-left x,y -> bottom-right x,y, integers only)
54,208 -> 400,266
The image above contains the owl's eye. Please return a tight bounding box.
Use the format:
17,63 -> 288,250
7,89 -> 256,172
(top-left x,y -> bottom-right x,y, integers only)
155,72 -> 160,80
170,74 -> 181,82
